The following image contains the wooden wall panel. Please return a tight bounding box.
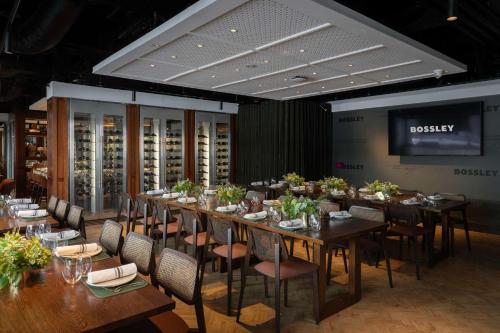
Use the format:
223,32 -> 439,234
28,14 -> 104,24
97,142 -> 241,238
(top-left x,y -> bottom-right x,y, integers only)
46,97 -> 69,200
184,110 -> 195,181
14,109 -> 26,196
126,104 -> 140,198
230,114 -> 237,184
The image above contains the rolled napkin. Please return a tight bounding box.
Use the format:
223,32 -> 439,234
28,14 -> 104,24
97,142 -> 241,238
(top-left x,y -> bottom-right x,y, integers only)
216,205 -> 237,212
375,192 -> 385,201
162,192 -> 180,199
7,198 -> 32,205
41,230 -> 78,240
204,189 -> 216,195
146,189 -> 164,195
330,211 -> 352,219
177,197 -> 197,204
243,211 -> 268,219
263,199 -> 281,206
87,263 -> 137,284
290,186 -> 306,191
16,209 -> 47,217
250,181 -> 264,186
56,243 -> 99,256
11,203 -> 39,211
269,183 -> 283,189
279,219 -> 303,228
401,197 -> 419,205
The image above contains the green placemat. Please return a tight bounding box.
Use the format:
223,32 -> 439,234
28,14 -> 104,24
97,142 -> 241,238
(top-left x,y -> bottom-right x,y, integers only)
91,251 -> 111,262
67,236 -> 86,245
83,276 -> 148,298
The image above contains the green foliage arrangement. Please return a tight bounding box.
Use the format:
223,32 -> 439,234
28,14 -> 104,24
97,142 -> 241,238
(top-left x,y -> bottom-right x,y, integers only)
283,172 -> 305,187
0,231 -> 52,289
317,176 -> 349,191
280,191 -> 319,219
172,179 -> 200,197
365,180 -> 400,197
216,184 -> 246,205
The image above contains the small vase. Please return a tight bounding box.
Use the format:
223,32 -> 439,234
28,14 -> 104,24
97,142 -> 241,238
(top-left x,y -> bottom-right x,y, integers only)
302,213 -> 308,228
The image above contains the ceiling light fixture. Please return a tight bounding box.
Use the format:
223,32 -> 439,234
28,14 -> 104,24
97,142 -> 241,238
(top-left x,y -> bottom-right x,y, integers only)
170,55 -> 177,59
263,60 -> 269,64
321,86 -> 325,89
229,28 -> 237,33
197,43 -> 204,48
348,64 -> 353,67
235,68 -> 240,72
149,64 -> 156,67
447,0 -> 458,21
299,49 -> 305,53
349,81 -> 355,84
211,75 -> 216,78
312,72 -> 318,75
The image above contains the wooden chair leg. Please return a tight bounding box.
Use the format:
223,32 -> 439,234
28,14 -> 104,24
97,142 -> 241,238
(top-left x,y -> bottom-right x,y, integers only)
327,246 -> 333,285
236,255 -> 250,323
303,240 -> 310,261
413,235 -> 421,280
312,270 -> 320,324
450,225 -> 455,257
274,277 -> 281,333
289,238 -> 295,256
381,232 -> 393,288
264,276 -> 269,297
399,235 -> 404,259
195,300 -> 206,333
464,221 -> 472,252
227,257 -> 233,316
284,280 -> 288,307
341,248 -> 348,274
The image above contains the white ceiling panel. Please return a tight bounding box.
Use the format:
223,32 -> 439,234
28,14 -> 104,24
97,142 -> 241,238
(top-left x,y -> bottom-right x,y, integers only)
95,0 -> 467,100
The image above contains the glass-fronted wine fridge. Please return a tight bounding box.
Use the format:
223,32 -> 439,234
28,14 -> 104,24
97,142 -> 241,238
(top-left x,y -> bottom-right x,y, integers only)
69,100 -> 127,217
140,107 -> 184,192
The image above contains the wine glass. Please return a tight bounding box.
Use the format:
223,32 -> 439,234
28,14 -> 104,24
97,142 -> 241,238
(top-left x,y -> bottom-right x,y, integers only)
62,258 -> 83,285
309,214 -> 321,231
251,196 -> 260,206
36,223 -> 46,238
239,201 -> 249,215
25,225 -> 34,239
79,255 -> 92,277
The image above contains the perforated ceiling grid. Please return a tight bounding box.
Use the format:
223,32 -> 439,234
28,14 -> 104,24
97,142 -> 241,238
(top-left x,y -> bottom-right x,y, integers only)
95,0 -> 467,100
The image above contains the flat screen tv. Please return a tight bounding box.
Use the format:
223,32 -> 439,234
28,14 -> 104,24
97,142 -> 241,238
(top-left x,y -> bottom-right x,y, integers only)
388,102 -> 483,156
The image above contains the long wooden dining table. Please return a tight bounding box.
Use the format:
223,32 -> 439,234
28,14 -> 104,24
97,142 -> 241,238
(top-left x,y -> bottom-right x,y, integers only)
0,208 -> 59,235
145,194 -> 388,321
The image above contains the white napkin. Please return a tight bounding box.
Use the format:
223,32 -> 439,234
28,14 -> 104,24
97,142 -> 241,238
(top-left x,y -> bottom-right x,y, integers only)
279,219 -> 303,228
7,198 -> 32,204
87,263 -> 137,284
16,209 -> 47,217
204,189 -> 216,195
375,192 -> 385,201
177,197 -> 197,204
11,204 -> 39,210
216,205 -> 237,212
162,192 -> 180,199
56,243 -> 98,256
251,181 -> 263,186
243,211 -> 268,219
291,186 -> 306,191
329,211 -> 351,218
263,200 -> 280,206
401,197 -> 419,205
41,230 -> 78,240
269,184 -> 283,189
146,189 -> 164,195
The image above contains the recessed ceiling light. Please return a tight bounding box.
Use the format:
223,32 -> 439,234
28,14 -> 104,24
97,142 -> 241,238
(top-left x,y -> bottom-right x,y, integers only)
299,49 -> 305,53
348,64 -> 353,67
321,86 -> 325,89
263,60 -> 269,64
349,81 -> 355,84
258,84 -> 262,87
149,64 -> 156,67
312,72 -> 318,75
385,74 -> 390,78
284,78 -> 287,81
197,44 -> 204,48
229,28 -> 237,33
211,75 -> 216,78
170,55 -> 177,59
235,68 -> 240,72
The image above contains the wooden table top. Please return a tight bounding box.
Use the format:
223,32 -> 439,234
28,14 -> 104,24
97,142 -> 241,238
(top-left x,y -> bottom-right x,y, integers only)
0,209 -> 59,234
148,195 -> 387,246
0,256 -> 175,333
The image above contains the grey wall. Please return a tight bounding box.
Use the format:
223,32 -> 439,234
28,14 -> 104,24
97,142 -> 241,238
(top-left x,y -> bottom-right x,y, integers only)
332,96 -> 500,234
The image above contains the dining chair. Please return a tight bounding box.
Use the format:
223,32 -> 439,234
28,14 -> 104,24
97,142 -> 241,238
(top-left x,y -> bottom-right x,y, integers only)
66,205 -> 86,239
132,195 -> 154,235
116,192 -> 134,233
435,192 -> 471,256
205,216 -> 247,315
151,200 -> 179,249
237,228 -> 319,333
176,209 -> 216,259
119,232 -> 155,276
387,204 -> 432,280
343,197 -> 372,210
54,199 -> 70,228
46,195 -> 59,217
99,219 -> 124,256
245,190 -> 266,202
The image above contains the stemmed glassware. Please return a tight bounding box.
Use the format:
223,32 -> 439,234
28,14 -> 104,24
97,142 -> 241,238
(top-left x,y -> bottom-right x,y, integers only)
25,225 -> 34,239
79,255 -> 92,277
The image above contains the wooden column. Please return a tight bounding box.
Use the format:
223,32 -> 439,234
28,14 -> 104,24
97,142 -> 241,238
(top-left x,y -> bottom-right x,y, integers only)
230,114 -> 237,184
184,110 -> 195,181
46,97 -> 69,200
14,108 -> 26,196
126,104 -> 140,198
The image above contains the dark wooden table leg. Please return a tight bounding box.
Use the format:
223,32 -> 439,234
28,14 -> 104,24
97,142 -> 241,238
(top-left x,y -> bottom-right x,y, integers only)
441,213 -> 449,258
312,242 -> 326,319
348,238 -> 361,300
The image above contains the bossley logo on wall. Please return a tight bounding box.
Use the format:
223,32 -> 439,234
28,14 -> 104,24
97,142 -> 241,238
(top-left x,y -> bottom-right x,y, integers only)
410,125 -> 455,133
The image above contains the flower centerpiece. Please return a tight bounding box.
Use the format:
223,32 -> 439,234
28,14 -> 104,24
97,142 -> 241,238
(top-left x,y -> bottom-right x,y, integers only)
172,179 -> 200,197
215,184 -> 246,205
317,176 -> 348,192
283,172 -> 305,187
280,191 -> 319,222
365,180 -> 400,197
0,231 -> 52,289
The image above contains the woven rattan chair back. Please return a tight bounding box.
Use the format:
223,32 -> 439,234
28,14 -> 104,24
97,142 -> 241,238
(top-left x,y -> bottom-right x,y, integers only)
245,190 -> 266,202
319,201 -> 340,214
349,205 -> 385,222
154,200 -> 173,225
99,219 -> 123,256
436,193 -> 466,202
67,205 -> 84,230
249,227 -> 287,262
120,232 -> 155,275
180,209 -> 203,235
54,200 -> 69,222
207,216 -> 237,244
135,195 -> 152,216
344,197 -> 372,209
154,248 -> 199,304
47,195 -> 58,216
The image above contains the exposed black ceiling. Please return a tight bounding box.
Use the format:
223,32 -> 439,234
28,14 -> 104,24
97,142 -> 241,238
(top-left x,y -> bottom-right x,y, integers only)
1,0 -> 500,110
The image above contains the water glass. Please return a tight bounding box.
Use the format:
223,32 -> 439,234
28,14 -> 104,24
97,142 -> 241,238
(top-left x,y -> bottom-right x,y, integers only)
79,255 -> 92,277
309,214 -> 321,231
62,258 -> 83,285
36,223 -> 46,238
25,225 -> 34,239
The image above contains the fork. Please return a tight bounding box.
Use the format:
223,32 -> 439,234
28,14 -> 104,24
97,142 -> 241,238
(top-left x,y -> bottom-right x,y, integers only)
105,281 -> 144,293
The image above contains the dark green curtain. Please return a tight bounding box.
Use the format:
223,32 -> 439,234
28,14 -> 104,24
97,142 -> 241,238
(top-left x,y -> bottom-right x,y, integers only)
236,100 -> 332,185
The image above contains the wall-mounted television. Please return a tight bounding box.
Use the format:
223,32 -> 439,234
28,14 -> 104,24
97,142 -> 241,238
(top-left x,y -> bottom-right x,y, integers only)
388,102 -> 483,156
